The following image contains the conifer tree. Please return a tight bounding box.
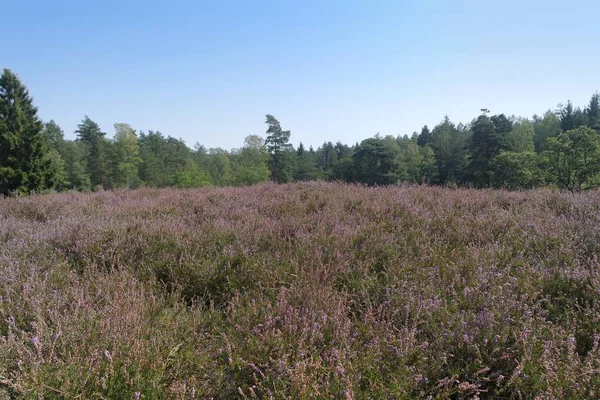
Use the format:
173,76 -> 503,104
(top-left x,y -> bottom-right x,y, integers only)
0,69 -> 51,195
264,114 -> 294,183
76,116 -> 108,188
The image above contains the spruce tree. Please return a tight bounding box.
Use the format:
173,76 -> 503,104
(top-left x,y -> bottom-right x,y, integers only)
76,116 -> 108,188
0,68 -> 51,195
585,93 -> 600,132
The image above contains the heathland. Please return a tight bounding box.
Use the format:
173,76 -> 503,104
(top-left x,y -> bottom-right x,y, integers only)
1,183 -> 600,399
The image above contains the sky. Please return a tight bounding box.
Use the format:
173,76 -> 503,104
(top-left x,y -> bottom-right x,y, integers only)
1,0 -> 599,150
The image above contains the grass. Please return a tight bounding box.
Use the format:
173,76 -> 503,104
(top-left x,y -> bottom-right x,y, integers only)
1,182 -> 600,399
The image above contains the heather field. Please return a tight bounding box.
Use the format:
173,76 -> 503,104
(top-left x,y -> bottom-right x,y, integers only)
2,183 -> 600,399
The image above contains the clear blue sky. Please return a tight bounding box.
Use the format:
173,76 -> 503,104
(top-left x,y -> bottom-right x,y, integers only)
2,0 -> 599,149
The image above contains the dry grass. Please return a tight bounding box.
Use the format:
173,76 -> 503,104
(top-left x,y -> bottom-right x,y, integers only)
1,182 -> 600,399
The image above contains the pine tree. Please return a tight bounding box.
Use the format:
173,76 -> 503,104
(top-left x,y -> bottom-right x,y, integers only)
559,101 -> 585,132
264,114 -> 294,183
468,113 -> 512,187
76,116 -> 108,188
0,69 -> 51,195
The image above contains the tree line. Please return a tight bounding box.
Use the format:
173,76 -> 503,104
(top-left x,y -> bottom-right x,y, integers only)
1,67 -> 599,195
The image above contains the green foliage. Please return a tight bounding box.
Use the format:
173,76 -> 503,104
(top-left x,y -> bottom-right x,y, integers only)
2,69 -> 599,193
585,93 -> 600,132
174,159 -> 211,188
468,113 -> 512,187
61,140 -> 91,191
0,68 -> 52,195
506,118 -> 535,152
559,101 -> 585,132
294,142 -> 322,181
110,123 -> 142,188
544,126 -> 600,192
76,116 -> 109,188
264,114 -> 294,183
533,111 -> 561,152
416,125 -> 432,147
429,117 -> 468,185
139,131 -> 192,187
231,135 -> 271,186
205,148 -> 233,186
352,136 -> 401,185
42,148 -> 70,191
492,151 -> 544,189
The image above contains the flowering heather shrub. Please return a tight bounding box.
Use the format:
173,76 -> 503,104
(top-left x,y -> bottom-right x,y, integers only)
1,182 -> 600,398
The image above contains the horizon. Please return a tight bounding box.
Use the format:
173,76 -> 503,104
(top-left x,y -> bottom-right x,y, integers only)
2,0 -> 599,150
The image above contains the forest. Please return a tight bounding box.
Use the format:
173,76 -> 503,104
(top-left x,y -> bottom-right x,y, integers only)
1,67 -> 599,196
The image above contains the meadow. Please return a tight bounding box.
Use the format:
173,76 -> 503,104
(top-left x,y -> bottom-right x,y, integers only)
1,182 -> 600,399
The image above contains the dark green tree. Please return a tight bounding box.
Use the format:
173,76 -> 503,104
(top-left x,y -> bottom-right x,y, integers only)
585,93 -> 600,132
559,101 -> 585,132
41,120 -> 70,190
316,141 -> 337,173
264,114 -> 294,183
430,116 -> 468,184
352,136 -> 401,185
76,116 -> 109,188
0,69 -> 52,195
42,120 -> 65,148
467,113 -> 512,187
61,140 -> 91,190
294,142 -> 322,181
417,125 -> 432,147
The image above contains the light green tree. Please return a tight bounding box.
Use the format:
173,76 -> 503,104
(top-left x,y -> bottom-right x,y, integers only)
110,123 -> 142,188
231,135 -> 271,186
175,159 -> 211,188
506,118 -> 535,152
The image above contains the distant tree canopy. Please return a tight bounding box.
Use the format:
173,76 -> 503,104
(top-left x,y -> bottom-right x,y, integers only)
1,68 -> 599,194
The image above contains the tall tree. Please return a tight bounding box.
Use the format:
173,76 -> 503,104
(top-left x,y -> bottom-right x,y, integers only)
559,101 -> 585,132
430,116 -> 467,184
467,113 -> 512,187
585,93 -> 600,132
417,125 -> 432,147
41,120 -> 70,190
61,140 -> 91,191
110,123 -> 142,188
76,116 -> 108,188
264,114 -> 294,183
0,69 -> 52,195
